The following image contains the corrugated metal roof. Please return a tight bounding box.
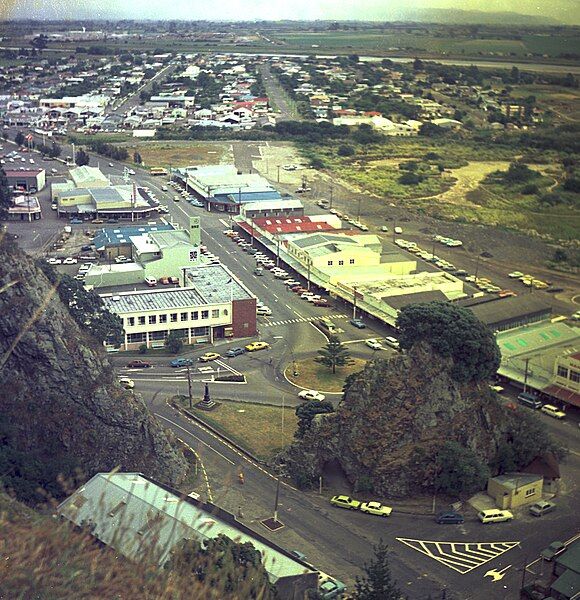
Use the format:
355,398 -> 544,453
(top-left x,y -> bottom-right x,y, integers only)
58,472 -> 312,581
101,287 -> 206,313
93,223 -> 174,249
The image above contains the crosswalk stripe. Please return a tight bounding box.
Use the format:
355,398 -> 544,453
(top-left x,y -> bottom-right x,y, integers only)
264,314 -> 348,327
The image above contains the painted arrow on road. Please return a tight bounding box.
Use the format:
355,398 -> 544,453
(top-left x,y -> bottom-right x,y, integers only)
484,565 -> 511,581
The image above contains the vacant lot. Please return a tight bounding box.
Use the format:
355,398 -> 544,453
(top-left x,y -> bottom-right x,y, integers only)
126,141 -> 231,169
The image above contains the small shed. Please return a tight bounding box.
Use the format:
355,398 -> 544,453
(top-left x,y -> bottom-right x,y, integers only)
487,472 -> 543,509
523,452 -> 561,494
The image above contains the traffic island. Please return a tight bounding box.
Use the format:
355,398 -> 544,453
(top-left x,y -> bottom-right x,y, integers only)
285,357 -> 366,393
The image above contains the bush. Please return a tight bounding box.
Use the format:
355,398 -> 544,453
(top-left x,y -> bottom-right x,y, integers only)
165,332 -> 184,354
138,343 -> 148,354
435,441 -> 490,496
521,183 -> 539,195
398,172 -> 422,185
337,144 -> 355,157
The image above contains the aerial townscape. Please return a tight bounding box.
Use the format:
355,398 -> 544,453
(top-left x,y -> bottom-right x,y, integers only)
1,3 -> 580,600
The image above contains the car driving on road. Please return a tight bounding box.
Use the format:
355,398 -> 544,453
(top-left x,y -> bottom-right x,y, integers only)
170,358 -> 194,368
199,352 -> 220,362
360,501 -> 392,517
350,318 -> 366,329
225,347 -> 245,357
298,390 -> 326,402
365,339 -> 383,350
126,360 -> 152,369
330,495 -> 361,510
245,341 -> 269,352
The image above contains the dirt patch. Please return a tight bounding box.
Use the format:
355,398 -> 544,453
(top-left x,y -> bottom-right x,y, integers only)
126,141 -> 232,169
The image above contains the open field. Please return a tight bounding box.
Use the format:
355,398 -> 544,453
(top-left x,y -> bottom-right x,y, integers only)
268,30 -> 579,59
286,357 -> 367,393
126,141 -> 231,169
178,397 -> 297,460
508,84 -> 580,122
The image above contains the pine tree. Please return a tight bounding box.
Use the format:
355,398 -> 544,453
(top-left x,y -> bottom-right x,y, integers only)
314,335 -> 352,374
353,540 -> 402,600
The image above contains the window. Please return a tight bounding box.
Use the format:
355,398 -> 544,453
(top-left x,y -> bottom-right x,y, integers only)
180,312 -> 188,322
211,309 -> 219,319
557,366 -> 568,378
159,314 -> 167,324
338,260 -> 344,266
570,370 -> 580,383
349,259 -> 355,264
525,488 -> 536,497
127,317 -> 135,327
138,316 -> 146,326
170,313 -> 178,323
201,310 -> 209,319
327,260 -> 333,266
149,330 -> 167,341
191,311 -> 198,321
148,315 -> 156,325
127,332 -> 146,343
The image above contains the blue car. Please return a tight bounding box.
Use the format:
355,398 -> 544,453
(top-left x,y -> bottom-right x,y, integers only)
226,347 -> 245,357
435,511 -> 464,524
170,358 -> 194,368
70,218 -> 83,224
350,318 -> 366,329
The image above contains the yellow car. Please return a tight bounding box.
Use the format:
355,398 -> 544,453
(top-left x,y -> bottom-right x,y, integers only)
245,341 -> 270,352
199,352 -> 220,362
360,501 -> 393,517
533,280 -> 548,289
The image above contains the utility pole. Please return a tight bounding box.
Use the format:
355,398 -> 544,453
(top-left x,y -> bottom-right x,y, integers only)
186,364 -> 193,409
523,357 -> 530,393
329,182 -> 334,210
276,235 -> 280,267
72,142 -> 76,165
277,165 -> 281,183
352,286 -> 357,319
307,258 -> 311,291
181,266 -> 188,288
474,254 -> 481,281
356,196 -> 362,222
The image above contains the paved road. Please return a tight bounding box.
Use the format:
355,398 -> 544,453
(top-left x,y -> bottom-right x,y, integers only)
258,63 -> 301,121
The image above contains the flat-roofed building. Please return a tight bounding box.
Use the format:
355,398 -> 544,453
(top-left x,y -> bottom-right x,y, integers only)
100,264 -> 256,350
4,168 -> 46,193
7,194 -> 41,221
69,165 -> 110,188
58,473 -> 318,600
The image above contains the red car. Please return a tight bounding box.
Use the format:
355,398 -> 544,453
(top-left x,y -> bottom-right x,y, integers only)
126,360 -> 152,368
313,299 -> 331,307
293,287 -> 308,294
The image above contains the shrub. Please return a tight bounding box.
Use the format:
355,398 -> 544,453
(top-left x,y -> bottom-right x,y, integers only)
337,144 -> 355,157
138,344 -> 148,354
521,183 -> 538,195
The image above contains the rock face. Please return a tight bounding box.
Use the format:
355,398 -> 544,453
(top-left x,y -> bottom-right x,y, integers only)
0,239 -> 187,487
285,341 -> 506,497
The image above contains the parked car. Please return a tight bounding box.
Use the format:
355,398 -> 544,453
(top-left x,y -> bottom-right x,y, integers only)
541,541 -> 566,561
69,218 -> 83,224
62,257 -> 77,265
159,276 -> 170,285
313,299 -> 331,307
319,578 -> 347,600
126,360 -> 152,369
114,256 -> 130,264
225,347 -> 245,357
541,404 -> 566,419
477,509 -> 513,524
170,358 -> 194,368
118,377 -> 135,389
46,257 -> 62,265
144,276 -> 157,287
529,500 -> 556,517
199,352 -> 220,362
330,495 -> 361,510
256,306 -> 272,316
435,511 -> 465,524
168,276 -> 179,285
365,338 -> 383,350
350,318 -> 366,329
384,336 -> 400,350
517,391 -> 542,409
360,502 -> 392,517
298,390 -> 326,402
245,341 -> 270,352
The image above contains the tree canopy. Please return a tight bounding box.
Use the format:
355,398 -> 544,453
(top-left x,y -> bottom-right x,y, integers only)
0,167 -> 12,219
435,441 -> 490,496
315,336 -> 352,374
396,301 -> 501,383
295,400 -> 335,438
353,540 -> 401,600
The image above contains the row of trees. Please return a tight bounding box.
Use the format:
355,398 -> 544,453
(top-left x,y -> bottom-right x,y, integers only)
85,140 -> 129,162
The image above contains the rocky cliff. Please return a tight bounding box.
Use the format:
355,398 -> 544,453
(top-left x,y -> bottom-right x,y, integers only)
0,237 -> 187,489
285,341 -> 507,497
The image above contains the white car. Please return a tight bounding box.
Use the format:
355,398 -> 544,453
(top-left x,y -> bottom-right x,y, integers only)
46,257 -> 62,265
301,292 -> 315,299
298,390 -> 326,402
541,404 -> 566,419
118,376 -> 135,389
365,338 -> 383,350
394,226 -> 403,234
256,306 -> 272,316
508,271 -> 524,278
114,256 -> 130,263
62,257 -> 77,265
108,163 -> 114,167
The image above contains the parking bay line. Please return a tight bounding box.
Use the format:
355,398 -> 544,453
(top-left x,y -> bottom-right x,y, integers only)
154,413 -> 235,465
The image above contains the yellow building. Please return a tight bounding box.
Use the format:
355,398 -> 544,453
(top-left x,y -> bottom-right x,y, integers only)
487,473 -> 543,510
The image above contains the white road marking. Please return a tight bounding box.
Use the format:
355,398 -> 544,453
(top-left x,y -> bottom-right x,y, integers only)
155,413 -> 235,464
397,538 -> 520,575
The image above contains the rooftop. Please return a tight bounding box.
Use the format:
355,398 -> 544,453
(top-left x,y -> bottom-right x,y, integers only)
101,286 -> 207,313
460,295 -> 552,327
184,264 -> 254,303
93,223 -> 175,249
4,168 -> 44,177
70,165 -> 109,186
490,472 -> 543,490
58,473 -> 313,582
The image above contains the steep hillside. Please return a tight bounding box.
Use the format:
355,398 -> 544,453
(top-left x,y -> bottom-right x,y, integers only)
0,237 -> 187,494
285,341 -> 507,497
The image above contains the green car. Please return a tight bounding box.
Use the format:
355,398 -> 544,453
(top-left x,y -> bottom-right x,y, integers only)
330,495 -> 361,510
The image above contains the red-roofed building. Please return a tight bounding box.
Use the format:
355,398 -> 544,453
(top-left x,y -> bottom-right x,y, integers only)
4,168 -> 46,193
543,351 -> 580,408
252,216 -> 339,235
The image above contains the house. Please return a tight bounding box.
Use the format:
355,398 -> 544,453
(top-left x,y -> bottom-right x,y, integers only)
58,472 -> 318,600
487,472 -> 543,509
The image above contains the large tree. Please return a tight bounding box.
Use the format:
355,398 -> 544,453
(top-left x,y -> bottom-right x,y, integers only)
75,149 -> 90,166
396,302 -> 501,383
315,335 -> 352,374
435,441 -> 490,496
295,400 -> 335,438
353,540 -> 401,600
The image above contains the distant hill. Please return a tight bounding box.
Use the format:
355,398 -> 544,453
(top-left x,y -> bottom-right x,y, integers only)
393,8 -> 562,26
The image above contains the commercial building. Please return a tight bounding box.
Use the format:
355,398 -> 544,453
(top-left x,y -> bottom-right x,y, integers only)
69,165 -> 110,188
100,263 -> 256,350
7,194 -> 41,221
93,222 -> 176,260
58,473 -> 318,600
240,199 -> 304,219
487,473 -> 543,509
4,168 -> 46,193
495,321 -> 580,407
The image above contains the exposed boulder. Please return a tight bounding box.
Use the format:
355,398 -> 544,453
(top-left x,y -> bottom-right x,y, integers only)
284,341 -> 507,497
0,238 -> 187,490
